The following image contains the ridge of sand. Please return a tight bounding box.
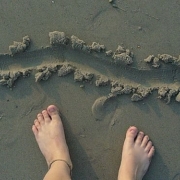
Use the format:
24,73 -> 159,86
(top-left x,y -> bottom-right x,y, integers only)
1,32 -> 180,111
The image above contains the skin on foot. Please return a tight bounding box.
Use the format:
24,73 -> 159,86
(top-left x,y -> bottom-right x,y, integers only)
32,105 -> 72,171
118,126 -> 155,180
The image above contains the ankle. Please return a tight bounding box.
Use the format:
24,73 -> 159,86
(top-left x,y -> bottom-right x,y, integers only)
45,145 -> 70,166
118,173 -> 136,180
50,159 -> 71,170
118,166 -> 136,180
44,161 -> 71,180
48,160 -> 72,179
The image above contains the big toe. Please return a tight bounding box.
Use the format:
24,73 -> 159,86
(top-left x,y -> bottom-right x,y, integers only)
125,126 -> 138,144
47,105 -> 61,120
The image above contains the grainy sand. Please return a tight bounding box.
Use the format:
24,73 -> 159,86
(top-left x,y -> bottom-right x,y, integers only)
0,0 -> 180,179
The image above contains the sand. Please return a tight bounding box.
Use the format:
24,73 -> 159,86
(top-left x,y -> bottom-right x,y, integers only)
0,0 -> 180,180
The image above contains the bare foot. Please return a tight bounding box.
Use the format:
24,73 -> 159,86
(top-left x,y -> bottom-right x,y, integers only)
32,105 -> 72,172
118,126 -> 155,180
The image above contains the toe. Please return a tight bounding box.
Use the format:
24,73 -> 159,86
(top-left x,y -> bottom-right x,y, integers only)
145,141 -> 153,153
135,131 -> 144,145
37,113 -> 44,124
32,125 -> 38,136
148,146 -> 155,158
42,110 -> 51,122
125,126 -> 138,143
141,135 -> 149,148
47,105 -> 61,121
34,119 -> 40,129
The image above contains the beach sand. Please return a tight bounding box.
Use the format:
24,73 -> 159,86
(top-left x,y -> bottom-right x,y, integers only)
0,0 -> 180,179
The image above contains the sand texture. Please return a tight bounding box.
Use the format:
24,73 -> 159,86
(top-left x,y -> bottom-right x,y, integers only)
0,0 -> 180,180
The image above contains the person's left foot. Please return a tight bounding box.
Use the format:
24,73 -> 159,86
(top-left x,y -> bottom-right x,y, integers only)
32,105 -> 72,170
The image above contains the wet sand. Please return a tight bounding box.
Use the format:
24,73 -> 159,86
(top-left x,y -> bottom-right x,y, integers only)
0,0 -> 180,179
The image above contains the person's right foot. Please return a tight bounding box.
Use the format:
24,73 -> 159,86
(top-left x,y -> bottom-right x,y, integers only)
118,126 -> 155,180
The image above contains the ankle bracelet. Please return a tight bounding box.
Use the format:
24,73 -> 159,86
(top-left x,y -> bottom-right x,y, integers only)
49,159 -> 72,176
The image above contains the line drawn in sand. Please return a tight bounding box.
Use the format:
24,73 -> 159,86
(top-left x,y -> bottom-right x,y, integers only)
0,31 -> 180,120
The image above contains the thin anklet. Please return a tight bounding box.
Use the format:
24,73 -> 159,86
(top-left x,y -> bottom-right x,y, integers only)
49,159 -> 72,176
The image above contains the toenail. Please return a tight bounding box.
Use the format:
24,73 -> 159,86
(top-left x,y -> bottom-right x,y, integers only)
130,128 -> 136,133
48,107 -> 56,113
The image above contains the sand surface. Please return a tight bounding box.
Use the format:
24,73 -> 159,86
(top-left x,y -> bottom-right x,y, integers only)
0,0 -> 180,179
